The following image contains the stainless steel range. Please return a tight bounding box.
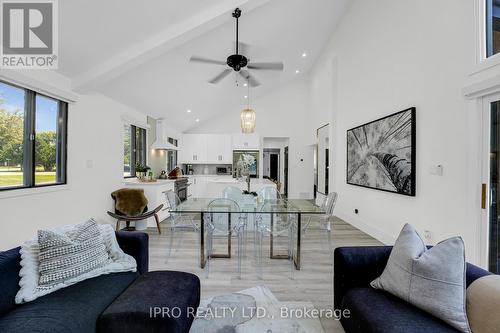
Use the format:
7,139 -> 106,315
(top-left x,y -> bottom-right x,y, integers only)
174,177 -> 189,202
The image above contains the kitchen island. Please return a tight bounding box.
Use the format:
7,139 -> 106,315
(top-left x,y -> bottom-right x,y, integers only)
187,175 -> 277,198
120,176 -> 277,229
123,178 -> 175,229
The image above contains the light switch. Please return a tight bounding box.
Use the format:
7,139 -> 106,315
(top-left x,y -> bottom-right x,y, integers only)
429,165 -> 443,176
86,160 -> 94,169
423,230 -> 432,243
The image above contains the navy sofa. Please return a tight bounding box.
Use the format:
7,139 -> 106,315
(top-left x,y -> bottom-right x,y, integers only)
0,231 -> 200,333
334,246 -> 492,333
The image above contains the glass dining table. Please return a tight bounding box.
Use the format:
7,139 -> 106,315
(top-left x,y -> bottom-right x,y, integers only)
169,197 -> 326,270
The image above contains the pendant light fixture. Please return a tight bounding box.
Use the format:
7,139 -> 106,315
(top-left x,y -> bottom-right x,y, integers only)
240,77 -> 256,133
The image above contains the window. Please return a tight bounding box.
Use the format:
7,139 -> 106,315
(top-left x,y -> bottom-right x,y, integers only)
487,0 -> 500,57
123,124 -> 146,177
0,81 -> 67,191
167,137 -> 178,171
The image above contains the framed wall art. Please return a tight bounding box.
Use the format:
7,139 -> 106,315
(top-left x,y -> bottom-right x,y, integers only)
346,107 -> 416,196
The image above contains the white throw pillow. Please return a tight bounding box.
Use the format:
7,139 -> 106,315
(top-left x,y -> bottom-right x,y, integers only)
15,219 -> 137,304
371,224 -> 471,333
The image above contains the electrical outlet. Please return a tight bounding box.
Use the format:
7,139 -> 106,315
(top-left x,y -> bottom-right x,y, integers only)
423,230 -> 432,242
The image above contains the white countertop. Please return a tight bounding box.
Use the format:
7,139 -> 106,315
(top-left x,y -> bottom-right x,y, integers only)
124,178 -> 176,186
187,174 -> 232,177
247,178 -> 277,185
206,177 -> 275,185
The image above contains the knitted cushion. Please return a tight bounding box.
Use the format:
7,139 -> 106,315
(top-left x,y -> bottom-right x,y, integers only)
38,220 -> 110,285
15,220 -> 137,304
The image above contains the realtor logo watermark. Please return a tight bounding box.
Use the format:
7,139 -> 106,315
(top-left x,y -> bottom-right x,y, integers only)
0,0 -> 58,68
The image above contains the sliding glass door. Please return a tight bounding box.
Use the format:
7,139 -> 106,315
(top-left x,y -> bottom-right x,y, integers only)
489,101 -> 500,273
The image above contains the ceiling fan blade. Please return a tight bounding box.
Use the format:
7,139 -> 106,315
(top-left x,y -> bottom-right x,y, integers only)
247,62 -> 284,71
239,70 -> 261,87
209,69 -> 232,84
190,56 -> 226,66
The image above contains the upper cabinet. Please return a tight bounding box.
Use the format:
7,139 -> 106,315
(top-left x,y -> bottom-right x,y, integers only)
206,134 -> 232,164
178,134 -> 207,163
179,133 -> 261,164
232,133 -> 260,150
179,134 -> 232,164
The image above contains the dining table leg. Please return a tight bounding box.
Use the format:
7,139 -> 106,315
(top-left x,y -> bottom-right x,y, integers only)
294,212 -> 302,270
200,212 -> 205,269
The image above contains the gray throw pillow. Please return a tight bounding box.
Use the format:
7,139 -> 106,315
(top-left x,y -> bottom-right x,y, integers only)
371,224 -> 471,333
38,220 -> 110,286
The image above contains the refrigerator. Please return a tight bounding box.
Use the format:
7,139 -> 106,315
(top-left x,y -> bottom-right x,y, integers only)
233,150 -> 259,178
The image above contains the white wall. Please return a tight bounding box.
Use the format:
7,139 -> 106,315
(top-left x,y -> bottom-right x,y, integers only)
0,0 -> 484,266
0,71 -> 147,249
308,0 -> 479,261
190,79 -> 315,199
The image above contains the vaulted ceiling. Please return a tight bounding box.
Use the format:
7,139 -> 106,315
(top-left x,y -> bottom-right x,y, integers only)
58,0 -> 349,131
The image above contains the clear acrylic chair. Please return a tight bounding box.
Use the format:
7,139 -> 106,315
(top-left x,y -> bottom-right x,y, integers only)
257,186 -> 282,201
222,186 -> 251,250
255,186 -> 282,237
165,190 -> 199,261
255,199 -> 295,279
222,186 -> 245,202
302,192 -> 338,256
204,198 -> 246,279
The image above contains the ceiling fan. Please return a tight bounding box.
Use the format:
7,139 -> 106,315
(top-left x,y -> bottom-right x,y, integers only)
189,8 -> 284,87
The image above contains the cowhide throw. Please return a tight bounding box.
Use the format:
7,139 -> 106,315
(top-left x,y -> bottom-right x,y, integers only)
111,188 -> 148,216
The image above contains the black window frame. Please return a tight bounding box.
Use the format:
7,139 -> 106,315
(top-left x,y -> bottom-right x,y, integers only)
167,137 -> 178,171
486,0 -> 500,58
124,124 -> 147,178
0,80 -> 68,192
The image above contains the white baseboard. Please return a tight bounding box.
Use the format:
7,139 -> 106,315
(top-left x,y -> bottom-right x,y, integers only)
335,210 -> 396,245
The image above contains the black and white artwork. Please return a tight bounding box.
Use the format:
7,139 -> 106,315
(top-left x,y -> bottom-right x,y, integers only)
347,107 -> 416,196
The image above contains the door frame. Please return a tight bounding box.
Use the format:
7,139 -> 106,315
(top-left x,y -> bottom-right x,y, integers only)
479,92 -> 500,270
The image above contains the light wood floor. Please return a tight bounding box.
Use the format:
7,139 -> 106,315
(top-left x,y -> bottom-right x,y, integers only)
146,217 -> 382,332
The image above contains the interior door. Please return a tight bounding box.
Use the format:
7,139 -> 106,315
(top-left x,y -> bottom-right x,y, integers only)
270,153 -> 279,181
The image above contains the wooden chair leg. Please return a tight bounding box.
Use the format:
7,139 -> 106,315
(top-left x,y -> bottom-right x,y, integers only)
154,214 -> 161,235
116,220 -> 121,231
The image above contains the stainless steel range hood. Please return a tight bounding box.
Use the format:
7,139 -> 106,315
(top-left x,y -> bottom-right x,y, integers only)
151,119 -> 179,150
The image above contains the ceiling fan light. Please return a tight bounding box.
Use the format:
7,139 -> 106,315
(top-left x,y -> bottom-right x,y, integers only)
240,108 -> 256,133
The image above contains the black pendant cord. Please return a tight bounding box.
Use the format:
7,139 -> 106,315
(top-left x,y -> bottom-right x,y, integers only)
233,8 -> 241,55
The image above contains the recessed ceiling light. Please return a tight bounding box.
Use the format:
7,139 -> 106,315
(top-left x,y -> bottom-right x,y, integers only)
295,69 -> 300,74
195,118 -> 200,122
302,53 -> 307,58
187,109 -> 191,113
244,95 -> 248,99
244,83 -> 248,87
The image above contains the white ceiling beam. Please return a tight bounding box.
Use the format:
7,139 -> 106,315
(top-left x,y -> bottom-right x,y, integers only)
72,0 -> 271,93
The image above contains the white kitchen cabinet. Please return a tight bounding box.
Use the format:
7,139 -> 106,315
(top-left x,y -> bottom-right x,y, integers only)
206,134 -> 232,164
178,134 -> 207,164
180,134 -> 232,164
232,133 -> 260,150
188,176 -> 208,198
